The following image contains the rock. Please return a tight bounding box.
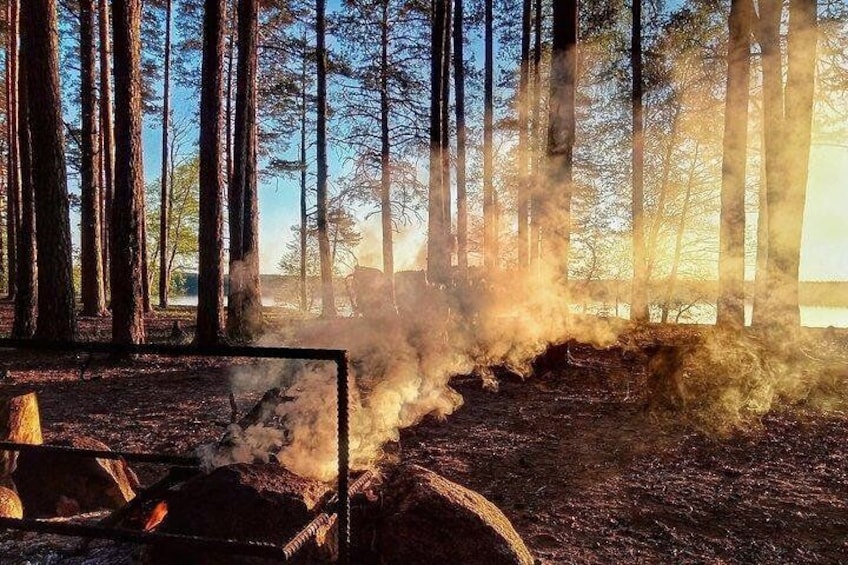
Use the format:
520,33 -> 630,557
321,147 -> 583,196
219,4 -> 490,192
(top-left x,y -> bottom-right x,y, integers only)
0,486 -> 23,518
378,464 -> 534,565
151,463 -> 332,564
13,436 -> 136,518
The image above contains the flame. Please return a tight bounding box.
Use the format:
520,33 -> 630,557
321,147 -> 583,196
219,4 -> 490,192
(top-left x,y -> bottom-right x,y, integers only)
143,501 -> 168,532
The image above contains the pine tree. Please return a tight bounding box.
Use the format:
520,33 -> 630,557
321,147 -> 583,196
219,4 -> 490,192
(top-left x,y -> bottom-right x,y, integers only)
227,0 -> 264,337
25,0 -> 76,340
79,0 -> 107,317
111,0 -> 147,344
196,0 -> 226,345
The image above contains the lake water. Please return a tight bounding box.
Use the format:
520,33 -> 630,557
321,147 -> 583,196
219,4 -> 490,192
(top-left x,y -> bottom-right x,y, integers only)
584,303 -> 848,328
170,294 -> 848,328
169,295 -> 280,308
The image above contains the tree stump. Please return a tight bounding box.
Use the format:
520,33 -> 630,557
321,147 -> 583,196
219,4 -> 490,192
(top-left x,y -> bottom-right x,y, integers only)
0,391 -> 43,477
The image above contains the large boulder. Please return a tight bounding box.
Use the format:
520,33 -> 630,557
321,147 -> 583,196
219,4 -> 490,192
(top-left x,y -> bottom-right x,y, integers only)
13,436 -> 136,518
378,464 -> 534,565
151,463 -> 332,564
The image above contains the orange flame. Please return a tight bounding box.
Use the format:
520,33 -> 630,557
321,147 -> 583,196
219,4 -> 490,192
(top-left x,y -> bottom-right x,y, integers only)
143,501 -> 168,532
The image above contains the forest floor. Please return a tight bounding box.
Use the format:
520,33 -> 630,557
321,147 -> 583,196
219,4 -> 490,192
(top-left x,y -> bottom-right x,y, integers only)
0,301 -> 846,564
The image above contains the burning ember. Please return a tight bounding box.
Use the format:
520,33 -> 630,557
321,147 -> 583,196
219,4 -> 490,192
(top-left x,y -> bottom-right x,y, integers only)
143,501 -> 168,532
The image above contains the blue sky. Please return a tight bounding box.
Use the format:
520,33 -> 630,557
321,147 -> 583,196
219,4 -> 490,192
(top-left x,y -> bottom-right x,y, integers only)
71,1 -> 848,281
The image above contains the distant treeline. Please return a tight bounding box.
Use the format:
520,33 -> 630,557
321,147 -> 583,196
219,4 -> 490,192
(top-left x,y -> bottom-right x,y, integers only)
175,273 -> 848,308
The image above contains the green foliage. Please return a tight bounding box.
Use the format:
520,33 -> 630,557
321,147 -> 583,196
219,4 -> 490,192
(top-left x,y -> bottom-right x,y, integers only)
146,155 -> 201,296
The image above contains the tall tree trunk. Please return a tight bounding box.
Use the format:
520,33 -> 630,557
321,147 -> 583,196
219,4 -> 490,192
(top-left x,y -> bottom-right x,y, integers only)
717,0 -> 752,329
544,0 -> 577,284
12,33 -> 35,340
79,0 -> 106,317
428,0 -> 450,285
5,0 -> 19,301
763,0 -> 817,329
379,0 -> 394,280
662,143 -> 699,324
1,180 -> 4,294
25,0 -> 76,341
529,0 -> 542,267
440,0 -> 452,268
315,0 -> 335,318
111,0 -> 146,344
756,0 -> 784,327
453,0 -> 467,279
751,123 -> 769,327
630,0 -> 649,323
483,0 -> 495,271
225,0 -> 236,191
299,40 -> 308,314
196,0 -> 226,346
517,0 -> 531,270
158,0 -> 172,308
98,0 -> 114,299
228,0 -> 264,336
141,203 -> 150,312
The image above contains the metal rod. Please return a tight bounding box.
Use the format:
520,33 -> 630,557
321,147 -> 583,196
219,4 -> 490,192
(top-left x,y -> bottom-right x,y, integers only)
0,517 -> 290,560
0,441 -> 199,467
283,512 -> 334,559
337,351 -> 350,565
0,338 -> 353,562
0,337 -> 346,362
283,470 -> 376,560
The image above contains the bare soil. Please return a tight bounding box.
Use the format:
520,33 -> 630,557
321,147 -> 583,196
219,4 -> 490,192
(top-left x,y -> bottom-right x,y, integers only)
0,302 -> 846,564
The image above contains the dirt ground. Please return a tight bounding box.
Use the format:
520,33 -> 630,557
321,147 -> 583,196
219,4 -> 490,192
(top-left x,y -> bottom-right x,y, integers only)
0,302 -> 846,564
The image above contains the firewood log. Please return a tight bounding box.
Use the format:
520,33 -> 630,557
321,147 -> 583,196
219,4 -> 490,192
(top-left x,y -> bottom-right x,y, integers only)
0,391 -> 43,477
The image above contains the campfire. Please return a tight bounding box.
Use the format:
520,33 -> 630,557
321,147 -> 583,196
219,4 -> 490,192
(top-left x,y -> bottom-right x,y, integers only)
0,340 -> 535,564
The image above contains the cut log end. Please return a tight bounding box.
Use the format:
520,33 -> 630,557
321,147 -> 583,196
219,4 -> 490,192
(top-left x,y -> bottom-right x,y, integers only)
0,391 -> 43,476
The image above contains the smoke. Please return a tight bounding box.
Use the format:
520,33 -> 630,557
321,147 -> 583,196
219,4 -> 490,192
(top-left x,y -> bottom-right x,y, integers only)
208,256 -> 626,482
664,327 -> 848,435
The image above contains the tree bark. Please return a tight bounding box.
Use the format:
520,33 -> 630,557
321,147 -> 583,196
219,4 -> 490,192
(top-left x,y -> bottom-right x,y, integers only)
717,0 -> 752,329
12,35 -> 35,340
630,0 -> 649,323
5,0 -> 19,301
99,0 -> 114,298
380,0 -> 394,281
299,48 -> 308,314
228,0 -> 264,337
111,0 -> 147,344
483,0 -> 495,271
196,0 -> 226,346
751,122 -> 769,327
440,0 -> 452,268
25,0 -> 76,341
159,0 -> 173,309
453,0 -> 468,280
529,0 -> 543,267
80,0 -> 106,317
517,0 -> 531,270
763,0 -> 816,329
315,0 -> 336,317
544,0 -> 577,283
225,0 -> 236,192
428,0 -> 450,286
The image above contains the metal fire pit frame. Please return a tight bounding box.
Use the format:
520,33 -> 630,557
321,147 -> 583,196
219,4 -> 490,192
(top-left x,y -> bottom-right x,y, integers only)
0,338 -> 352,563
